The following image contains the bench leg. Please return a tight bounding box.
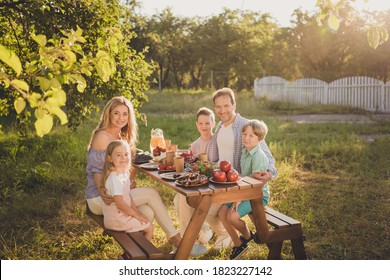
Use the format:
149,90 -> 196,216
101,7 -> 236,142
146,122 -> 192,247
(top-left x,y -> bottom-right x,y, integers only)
120,252 -> 130,260
267,241 -> 283,260
291,238 -> 307,260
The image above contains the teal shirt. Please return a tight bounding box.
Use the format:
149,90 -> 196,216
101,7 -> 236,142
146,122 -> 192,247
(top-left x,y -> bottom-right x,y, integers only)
240,145 -> 270,205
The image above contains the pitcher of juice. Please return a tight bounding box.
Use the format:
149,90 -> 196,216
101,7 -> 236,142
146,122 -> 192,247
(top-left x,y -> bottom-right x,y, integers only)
150,128 -> 165,153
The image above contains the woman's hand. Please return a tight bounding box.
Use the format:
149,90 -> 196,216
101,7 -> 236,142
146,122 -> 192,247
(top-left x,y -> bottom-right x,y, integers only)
252,170 -> 272,183
99,187 -> 113,205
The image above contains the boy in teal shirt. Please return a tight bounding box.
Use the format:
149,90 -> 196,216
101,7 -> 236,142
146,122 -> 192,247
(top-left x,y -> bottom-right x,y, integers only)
218,119 -> 269,259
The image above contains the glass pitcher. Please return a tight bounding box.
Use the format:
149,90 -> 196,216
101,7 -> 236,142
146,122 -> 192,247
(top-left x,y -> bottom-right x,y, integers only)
150,128 -> 165,153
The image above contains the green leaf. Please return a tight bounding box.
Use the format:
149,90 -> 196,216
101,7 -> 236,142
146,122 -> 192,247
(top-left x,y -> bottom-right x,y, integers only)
47,106 -> 68,125
96,60 -> 112,82
70,74 -> 87,93
110,37 -> 119,53
31,34 -> 47,47
34,112 -> 53,137
0,44 -> 22,76
37,77 -> 51,91
11,79 -> 30,92
97,38 -> 105,49
327,14 -> 340,31
75,26 -> 86,43
14,97 -> 26,114
64,50 -> 76,65
35,108 -> 46,119
45,88 -> 66,106
113,32 -> 124,40
367,26 -> 380,49
28,93 -> 42,108
50,78 -> 62,89
81,67 -> 92,76
378,26 -> 389,44
96,50 -> 110,59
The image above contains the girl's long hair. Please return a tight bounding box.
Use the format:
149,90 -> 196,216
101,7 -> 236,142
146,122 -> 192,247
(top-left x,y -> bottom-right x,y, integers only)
89,96 -> 138,153
100,140 -> 131,189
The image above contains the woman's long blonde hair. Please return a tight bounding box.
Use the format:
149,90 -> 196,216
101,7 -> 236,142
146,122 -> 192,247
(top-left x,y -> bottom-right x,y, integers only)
100,140 -> 131,189
90,96 -> 138,153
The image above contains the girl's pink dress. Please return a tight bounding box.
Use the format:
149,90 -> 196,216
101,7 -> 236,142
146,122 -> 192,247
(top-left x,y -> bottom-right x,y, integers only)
103,171 -> 150,232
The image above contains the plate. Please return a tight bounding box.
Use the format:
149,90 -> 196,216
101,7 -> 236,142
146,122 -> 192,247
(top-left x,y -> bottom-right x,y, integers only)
175,179 -> 209,187
157,167 -> 176,173
209,177 -> 241,185
132,159 -> 151,165
139,162 -> 159,170
160,172 -> 188,181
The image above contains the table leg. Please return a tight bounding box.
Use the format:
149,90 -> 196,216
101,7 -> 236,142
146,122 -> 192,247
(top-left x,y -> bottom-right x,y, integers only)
175,195 -> 212,259
250,198 -> 269,243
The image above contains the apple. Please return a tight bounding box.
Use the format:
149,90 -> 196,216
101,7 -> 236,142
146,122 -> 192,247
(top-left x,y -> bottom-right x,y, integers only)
227,169 -> 239,182
213,169 -> 227,182
220,160 -> 231,172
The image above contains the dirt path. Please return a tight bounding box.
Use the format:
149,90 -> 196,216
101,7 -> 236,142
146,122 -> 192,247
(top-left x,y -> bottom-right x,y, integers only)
277,113 -> 390,123
277,113 -> 390,142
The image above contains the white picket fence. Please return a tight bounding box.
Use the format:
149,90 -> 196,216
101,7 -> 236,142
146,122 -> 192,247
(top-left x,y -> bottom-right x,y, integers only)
254,76 -> 390,112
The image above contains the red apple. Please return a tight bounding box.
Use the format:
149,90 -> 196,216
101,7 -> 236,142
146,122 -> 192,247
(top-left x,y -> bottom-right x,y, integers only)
213,169 -> 227,182
220,160 -> 231,172
227,169 -> 239,182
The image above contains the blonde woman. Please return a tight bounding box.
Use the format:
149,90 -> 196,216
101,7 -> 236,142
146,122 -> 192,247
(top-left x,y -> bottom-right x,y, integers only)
85,96 -> 206,256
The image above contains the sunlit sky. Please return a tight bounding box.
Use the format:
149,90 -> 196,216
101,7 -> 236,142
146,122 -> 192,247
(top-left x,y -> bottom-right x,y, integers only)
137,0 -> 390,27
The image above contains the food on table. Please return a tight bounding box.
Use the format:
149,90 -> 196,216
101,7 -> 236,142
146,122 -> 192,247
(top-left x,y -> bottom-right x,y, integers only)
212,169 -> 227,182
150,128 -> 166,153
219,160 -> 232,172
176,172 -> 208,187
226,169 -> 239,182
158,160 -> 175,171
212,165 -> 239,182
190,160 -> 216,177
179,150 -> 196,163
132,153 -> 152,163
153,145 -> 166,157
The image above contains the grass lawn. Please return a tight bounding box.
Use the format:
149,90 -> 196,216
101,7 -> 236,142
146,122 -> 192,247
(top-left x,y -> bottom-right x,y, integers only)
0,91 -> 389,260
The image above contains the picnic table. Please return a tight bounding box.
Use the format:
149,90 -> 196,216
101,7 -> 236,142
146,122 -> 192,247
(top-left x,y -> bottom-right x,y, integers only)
135,163 -> 307,260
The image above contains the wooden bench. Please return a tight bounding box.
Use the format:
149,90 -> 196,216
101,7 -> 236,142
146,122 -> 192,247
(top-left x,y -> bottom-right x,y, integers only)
261,206 -> 307,260
86,204 -> 174,260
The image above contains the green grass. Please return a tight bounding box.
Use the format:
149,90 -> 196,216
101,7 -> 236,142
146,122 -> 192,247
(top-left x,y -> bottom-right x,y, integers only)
1,92 -> 389,260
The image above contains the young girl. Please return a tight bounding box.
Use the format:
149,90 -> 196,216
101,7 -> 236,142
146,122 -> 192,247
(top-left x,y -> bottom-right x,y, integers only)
101,140 -> 153,240
218,119 -> 270,259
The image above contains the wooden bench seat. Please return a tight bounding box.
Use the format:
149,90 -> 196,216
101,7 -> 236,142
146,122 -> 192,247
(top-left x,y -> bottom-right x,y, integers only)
262,206 -> 307,260
86,204 -> 174,260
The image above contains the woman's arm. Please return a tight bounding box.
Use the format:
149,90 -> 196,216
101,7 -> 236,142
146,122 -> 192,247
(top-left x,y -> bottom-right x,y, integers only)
93,173 -> 113,204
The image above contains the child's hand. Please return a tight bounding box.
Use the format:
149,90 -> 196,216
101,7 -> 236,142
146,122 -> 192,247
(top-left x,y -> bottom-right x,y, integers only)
130,178 -> 137,189
135,212 -> 149,224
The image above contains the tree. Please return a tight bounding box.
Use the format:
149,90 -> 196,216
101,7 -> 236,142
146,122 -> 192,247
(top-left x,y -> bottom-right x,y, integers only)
316,0 -> 388,49
0,0 -> 152,136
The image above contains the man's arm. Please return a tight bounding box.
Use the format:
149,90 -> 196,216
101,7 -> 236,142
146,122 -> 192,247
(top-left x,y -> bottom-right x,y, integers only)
259,140 -> 278,178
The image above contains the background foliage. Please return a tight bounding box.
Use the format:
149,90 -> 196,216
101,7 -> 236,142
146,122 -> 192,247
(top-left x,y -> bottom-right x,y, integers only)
131,2 -> 390,91
0,0 -> 152,136
0,0 -> 389,261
